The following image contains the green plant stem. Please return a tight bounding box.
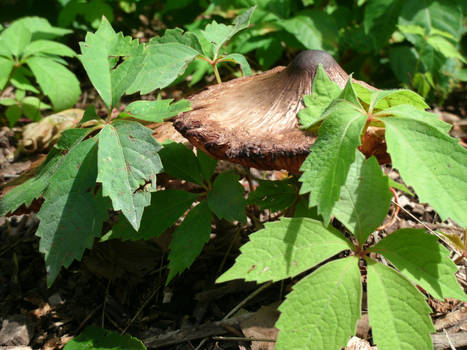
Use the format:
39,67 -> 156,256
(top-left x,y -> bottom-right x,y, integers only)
213,64 -> 222,84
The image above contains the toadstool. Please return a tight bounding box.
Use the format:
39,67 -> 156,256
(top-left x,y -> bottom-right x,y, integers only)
174,50 -> 379,173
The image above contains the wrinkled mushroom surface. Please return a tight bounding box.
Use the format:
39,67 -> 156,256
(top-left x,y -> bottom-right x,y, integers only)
174,50 -> 372,172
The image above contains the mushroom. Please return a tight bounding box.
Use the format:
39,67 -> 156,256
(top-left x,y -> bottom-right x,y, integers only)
174,50 -> 378,173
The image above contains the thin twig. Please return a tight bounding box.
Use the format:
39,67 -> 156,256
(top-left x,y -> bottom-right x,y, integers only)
223,281 -> 273,320
212,336 -> 276,342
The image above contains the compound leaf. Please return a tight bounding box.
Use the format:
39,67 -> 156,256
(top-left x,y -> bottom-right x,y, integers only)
63,326 -> 146,350
299,101 -> 367,224
107,190 -> 199,241
26,56 -> 80,111
382,110 -> 467,227
217,217 -> 352,284
369,228 -> 466,301
37,138 -> 108,286
97,120 -> 163,231
332,151 -> 392,243
124,99 -> 191,123
1,21 -> 31,57
367,259 -> 434,350
167,200 -> 211,282
275,256 -> 361,350
208,171 -> 246,223
150,27 -> 203,53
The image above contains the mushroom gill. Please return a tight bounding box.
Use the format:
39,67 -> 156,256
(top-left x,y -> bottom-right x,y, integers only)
173,50 -> 365,173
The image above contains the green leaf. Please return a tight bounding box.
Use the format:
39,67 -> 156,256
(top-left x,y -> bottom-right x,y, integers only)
363,0 -> 403,51
218,53 -> 252,76
79,105 -> 98,126
0,127 -> 91,216
124,99 -> 191,122
22,96 -> 47,121
158,142 -> 203,185
125,43 -> 199,95
217,217 -> 352,283
79,18 -> 143,109
247,179 -> 297,211
0,57 -> 13,89
427,35 -> 466,62
388,46 -> 418,85
37,138 -> 108,286
22,40 -> 76,58
10,67 -> 40,93
5,105 -> 22,127
382,112 -> 467,227
366,259 -> 434,350
1,22 -> 31,57
107,190 -> 199,241
208,171 -> 246,223
150,27 -> 203,53
332,152 -> 392,243
26,56 -> 80,111
368,89 -> 429,111
0,98 -> 16,106
299,64 -> 342,129
388,178 -> 414,196
13,17 -> 71,40
0,35 -> 13,58
202,6 -> 255,57
275,257 -> 361,350
299,101 -> 367,224
197,150 -> 217,183
63,326 -> 146,350
97,120 -> 163,231
369,228 -> 466,301
167,200 -> 211,282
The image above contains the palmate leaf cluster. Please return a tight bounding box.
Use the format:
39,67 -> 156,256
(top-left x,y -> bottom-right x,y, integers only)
219,66 -> 467,349
0,10 -> 255,287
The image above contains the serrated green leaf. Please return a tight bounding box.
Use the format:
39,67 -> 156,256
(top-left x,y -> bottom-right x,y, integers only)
0,57 -> 13,89
1,21 -> 31,57
97,120 -> 162,231
382,114 -> 467,227
369,228 -> 466,301
79,18 -> 143,109
299,64 -> 342,129
247,179 -> 297,211
26,56 -> 80,111
167,200 -> 211,282
208,171 -> 246,223
276,257 -> 361,350
218,53 -> 252,76
124,99 -> 191,123
299,101 -> 367,224
366,259 -> 434,350
332,152 -> 392,243
55,128 -> 92,151
339,77 -> 362,107
125,43 -> 199,95
158,142 -> 203,185
202,7 -> 255,57
37,138 -> 108,286
197,150 -> 217,183
150,27 -> 203,53
63,326 -> 146,350
107,190 -> 199,241
217,217 -> 352,283
23,40 -> 76,58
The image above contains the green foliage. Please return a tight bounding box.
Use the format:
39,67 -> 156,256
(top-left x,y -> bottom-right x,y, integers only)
247,178 -> 296,211
0,17 -> 80,125
63,326 -> 146,350
366,260 -> 435,350
276,257 -> 362,350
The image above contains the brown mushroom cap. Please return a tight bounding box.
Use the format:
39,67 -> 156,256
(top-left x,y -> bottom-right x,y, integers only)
174,50 -> 372,173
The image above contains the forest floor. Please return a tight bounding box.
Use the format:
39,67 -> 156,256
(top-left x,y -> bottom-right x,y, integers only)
0,84 -> 466,350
